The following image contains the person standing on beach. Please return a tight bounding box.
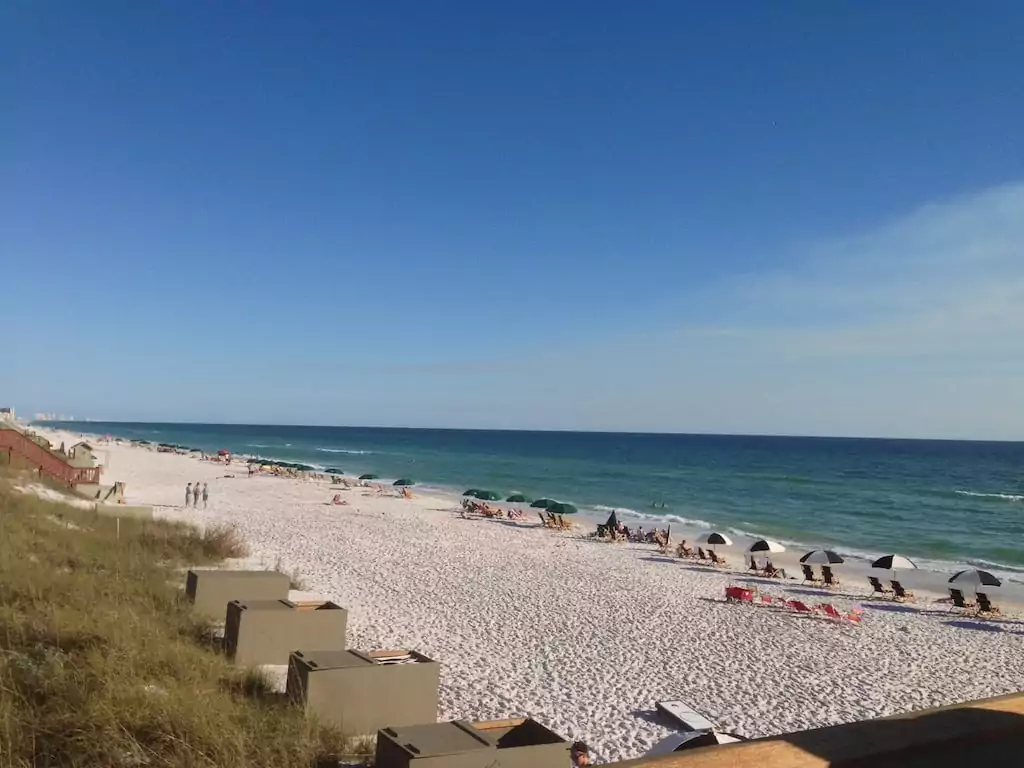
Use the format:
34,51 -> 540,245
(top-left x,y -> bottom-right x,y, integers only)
202,482 -> 209,509
185,483 -> 192,508
194,481 -> 201,507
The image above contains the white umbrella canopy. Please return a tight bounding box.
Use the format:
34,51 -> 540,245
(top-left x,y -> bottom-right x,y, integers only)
800,550 -> 844,565
949,569 -> 1002,591
871,554 -> 918,580
696,532 -> 733,548
748,539 -> 786,554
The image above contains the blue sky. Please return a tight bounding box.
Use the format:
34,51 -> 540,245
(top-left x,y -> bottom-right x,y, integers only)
3,2 -> 1023,438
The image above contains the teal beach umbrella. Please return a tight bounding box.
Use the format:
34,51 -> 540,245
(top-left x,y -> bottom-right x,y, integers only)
358,473 -> 379,480
548,502 -> 578,515
393,478 -> 415,486
506,493 -> 531,503
530,498 -> 558,509
463,488 -> 481,497
472,490 -> 502,501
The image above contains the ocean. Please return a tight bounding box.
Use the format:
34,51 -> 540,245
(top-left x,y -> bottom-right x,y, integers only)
40,421 -> 1024,578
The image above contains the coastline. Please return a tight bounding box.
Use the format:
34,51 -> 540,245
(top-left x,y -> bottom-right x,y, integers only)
29,425 -> 1024,762
37,421 -> 1024,585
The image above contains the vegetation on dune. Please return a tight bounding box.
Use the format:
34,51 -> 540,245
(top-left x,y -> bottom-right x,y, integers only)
0,471 -> 371,767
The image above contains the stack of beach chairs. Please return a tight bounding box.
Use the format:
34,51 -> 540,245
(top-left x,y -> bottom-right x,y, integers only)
184,568 -> 571,767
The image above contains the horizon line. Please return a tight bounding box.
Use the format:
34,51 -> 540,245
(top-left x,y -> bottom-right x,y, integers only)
30,419 -> 1024,445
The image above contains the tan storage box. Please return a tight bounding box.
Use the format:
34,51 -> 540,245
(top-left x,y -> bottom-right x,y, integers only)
185,569 -> 290,621
286,649 -> 439,736
471,718 -> 570,768
223,599 -> 347,665
375,721 -> 493,768
375,718 -> 569,768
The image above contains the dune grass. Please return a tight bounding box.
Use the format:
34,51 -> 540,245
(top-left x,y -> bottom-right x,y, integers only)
0,473 -> 371,767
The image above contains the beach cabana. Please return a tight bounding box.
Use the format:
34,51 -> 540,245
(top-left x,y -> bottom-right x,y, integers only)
800,550 -> 844,565
358,474 -> 379,480
393,478 -> 415,487
472,490 -> 502,501
506,493 -> 531,503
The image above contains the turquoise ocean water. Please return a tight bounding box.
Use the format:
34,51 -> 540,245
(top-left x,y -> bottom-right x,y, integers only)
41,422 -> 1024,579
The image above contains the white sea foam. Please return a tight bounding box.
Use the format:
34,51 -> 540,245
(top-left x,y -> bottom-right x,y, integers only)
954,490 -> 1024,502
316,447 -> 372,455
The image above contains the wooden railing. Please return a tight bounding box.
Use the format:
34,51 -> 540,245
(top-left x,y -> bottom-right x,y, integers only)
610,691 -> 1024,767
0,428 -> 101,486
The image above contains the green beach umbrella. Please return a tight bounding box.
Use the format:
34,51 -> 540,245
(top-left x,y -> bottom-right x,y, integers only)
463,488 -> 481,497
548,502 -> 578,515
358,473 -> 379,480
506,493 -> 531,503
472,490 -> 502,501
530,498 -> 558,509
393,478 -> 415,486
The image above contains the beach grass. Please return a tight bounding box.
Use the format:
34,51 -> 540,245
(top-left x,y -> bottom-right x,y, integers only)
0,471 -> 372,768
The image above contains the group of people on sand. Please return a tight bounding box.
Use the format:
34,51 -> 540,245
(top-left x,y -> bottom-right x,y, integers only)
184,482 -> 209,509
597,521 -> 669,545
460,499 -> 525,520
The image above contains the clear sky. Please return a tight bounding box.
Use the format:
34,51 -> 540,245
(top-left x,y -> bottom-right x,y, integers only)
3,2 -> 1023,438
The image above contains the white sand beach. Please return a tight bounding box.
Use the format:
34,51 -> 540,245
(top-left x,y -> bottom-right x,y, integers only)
36,429 -> 1024,763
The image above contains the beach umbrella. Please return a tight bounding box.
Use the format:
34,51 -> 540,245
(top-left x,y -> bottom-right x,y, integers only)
530,498 -> 558,509
506,493 -> 531,503
548,502 -> 578,515
697,532 -> 733,548
604,510 -> 619,529
748,539 -> 786,554
463,488 -> 481,497
358,473 -> 379,480
800,550 -> 845,565
393,478 -> 414,486
949,569 -> 1002,589
472,490 -> 502,501
871,554 -> 917,571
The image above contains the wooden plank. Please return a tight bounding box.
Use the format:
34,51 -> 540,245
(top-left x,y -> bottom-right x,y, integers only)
609,692 -> 1024,768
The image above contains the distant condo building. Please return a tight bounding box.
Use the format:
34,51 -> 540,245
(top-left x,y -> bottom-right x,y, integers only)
0,407 -> 14,422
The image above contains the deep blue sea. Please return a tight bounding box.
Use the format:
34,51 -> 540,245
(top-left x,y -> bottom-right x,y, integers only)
41,422 -> 1024,576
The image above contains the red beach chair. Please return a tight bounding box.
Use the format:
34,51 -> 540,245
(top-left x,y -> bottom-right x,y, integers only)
818,604 -> 844,620
786,600 -> 815,614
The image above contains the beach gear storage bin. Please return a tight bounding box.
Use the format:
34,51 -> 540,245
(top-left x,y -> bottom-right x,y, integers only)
223,599 -> 347,665
375,718 -> 569,768
185,569 -> 290,621
375,721 -> 493,768
286,649 -> 440,736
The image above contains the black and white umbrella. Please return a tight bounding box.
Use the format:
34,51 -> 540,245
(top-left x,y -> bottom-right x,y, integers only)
748,539 -> 786,554
949,569 -> 1002,590
800,550 -> 845,565
871,554 -> 918,579
697,532 -> 734,548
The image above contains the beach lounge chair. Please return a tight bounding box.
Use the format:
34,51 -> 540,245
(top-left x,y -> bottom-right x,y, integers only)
818,603 -> 844,621
867,576 -> 893,597
725,586 -> 754,604
976,592 -> 1001,616
709,551 -> 729,568
948,588 -> 974,611
801,564 -> 821,585
786,600 -> 816,614
821,566 -> 841,588
891,581 -> 915,601
697,548 -> 709,563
